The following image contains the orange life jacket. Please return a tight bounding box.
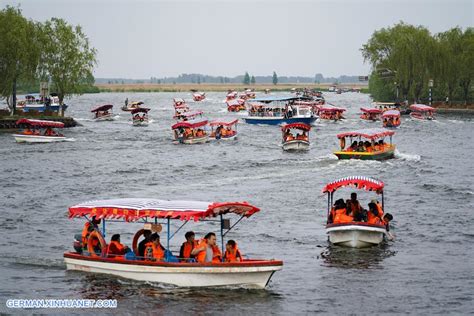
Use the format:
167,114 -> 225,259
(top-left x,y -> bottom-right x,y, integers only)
23,129 -> 33,135
181,240 -> 198,260
333,208 -> 353,223
224,247 -> 242,262
346,200 -> 362,217
196,239 -> 222,263
145,241 -> 164,261
81,222 -> 98,247
106,240 -> 125,257
367,203 -> 384,225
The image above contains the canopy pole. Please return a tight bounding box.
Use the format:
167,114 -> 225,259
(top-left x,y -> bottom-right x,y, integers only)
169,220 -> 188,240
102,220 -> 106,238
166,218 -> 170,262
220,214 -> 224,262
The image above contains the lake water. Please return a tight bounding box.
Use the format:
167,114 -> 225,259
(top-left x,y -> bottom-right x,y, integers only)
0,92 -> 473,314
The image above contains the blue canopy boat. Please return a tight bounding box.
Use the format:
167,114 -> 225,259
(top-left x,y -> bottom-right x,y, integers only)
244,96 -> 318,125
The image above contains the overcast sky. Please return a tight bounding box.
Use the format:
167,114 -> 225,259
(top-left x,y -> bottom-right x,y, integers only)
5,0 -> 473,78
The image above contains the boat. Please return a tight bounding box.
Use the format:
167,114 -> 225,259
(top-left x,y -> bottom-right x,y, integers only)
132,108 -> 150,126
245,89 -> 256,99
64,198 -> 283,288
122,101 -> 144,112
360,107 -> 382,121
410,104 -> 436,120
13,119 -> 67,143
172,118 -> 209,144
17,94 -> 67,113
174,110 -> 204,121
333,128 -> 395,160
281,123 -> 311,151
91,104 -> 114,121
173,98 -> 189,116
244,96 -> 317,125
372,102 -> 408,114
316,104 -> 346,121
226,91 -> 238,101
323,176 -> 391,248
226,99 -> 246,112
382,110 -> 401,128
209,118 -> 238,140
192,92 -> 206,102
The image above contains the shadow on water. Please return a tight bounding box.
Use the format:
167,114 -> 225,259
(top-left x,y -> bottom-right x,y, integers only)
68,272 -> 282,306
319,243 -> 396,269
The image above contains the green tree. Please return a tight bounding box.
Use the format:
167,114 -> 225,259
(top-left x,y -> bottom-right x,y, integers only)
362,22 -> 436,102
458,28 -> 474,103
250,75 -> 256,85
367,71 -> 396,101
0,6 -> 41,114
38,18 -> 97,115
272,71 -> 278,85
243,72 -> 250,85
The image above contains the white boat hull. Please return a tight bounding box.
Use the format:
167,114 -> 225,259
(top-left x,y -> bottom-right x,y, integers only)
64,256 -> 281,289
94,114 -> 114,121
326,224 -> 386,248
209,134 -> 238,141
282,140 -> 309,151
174,135 -> 209,144
13,134 -> 67,143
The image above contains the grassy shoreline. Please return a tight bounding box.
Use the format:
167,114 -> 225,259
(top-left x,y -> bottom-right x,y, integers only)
95,83 -> 369,93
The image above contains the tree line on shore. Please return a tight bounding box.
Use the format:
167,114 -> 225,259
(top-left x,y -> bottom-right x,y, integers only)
0,6 -> 97,114
362,22 -> 474,104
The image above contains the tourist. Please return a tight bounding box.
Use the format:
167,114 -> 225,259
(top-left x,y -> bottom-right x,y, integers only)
346,192 -> 366,222
145,233 -> 165,261
191,232 -> 222,263
81,216 -> 101,250
332,199 -> 353,224
224,240 -> 242,263
179,231 -> 198,262
138,230 -> 152,258
106,234 -> 129,258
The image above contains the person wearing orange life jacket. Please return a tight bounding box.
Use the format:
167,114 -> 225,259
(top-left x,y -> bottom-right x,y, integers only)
346,192 -> 366,222
179,231 -> 198,262
23,127 -> 33,135
333,199 -> 354,224
81,217 -> 101,249
145,233 -> 165,261
191,232 -> 222,263
106,234 -> 129,258
367,202 -> 384,225
224,240 -> 242,262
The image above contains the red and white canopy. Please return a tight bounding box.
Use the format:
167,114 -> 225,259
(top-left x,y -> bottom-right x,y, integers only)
226,99 -> 243,107
69,198 -> 260,221
91,104 -> 113,112
282,122 -> 311,131
16,118 -> 64,128
319,104 -> 346,112
410,104 -> 435,112
322,176 -> 384,194
337,128 -> 395,140
227,91 -> 237,97
382,110 -> 400,118
171,118 -> 208,129
131,108 -> 150,114
360,107 -> 382,114
209,118 -> 239,126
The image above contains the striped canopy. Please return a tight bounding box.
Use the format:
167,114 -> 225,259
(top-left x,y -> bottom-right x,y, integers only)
382,110 -> 400,118
16,119 -> 64,128
323,176 -> 384,194
337,128 -> 395,140
360,107 -> 382,114
410,104 -> 435,112
69,198 -> 260,221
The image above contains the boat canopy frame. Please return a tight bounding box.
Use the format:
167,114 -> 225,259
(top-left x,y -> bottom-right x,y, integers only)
70,198 -> 260,261
322,176 -> 385,220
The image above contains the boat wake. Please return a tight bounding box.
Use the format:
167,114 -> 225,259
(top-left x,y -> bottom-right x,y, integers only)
395,150 -> 421,161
